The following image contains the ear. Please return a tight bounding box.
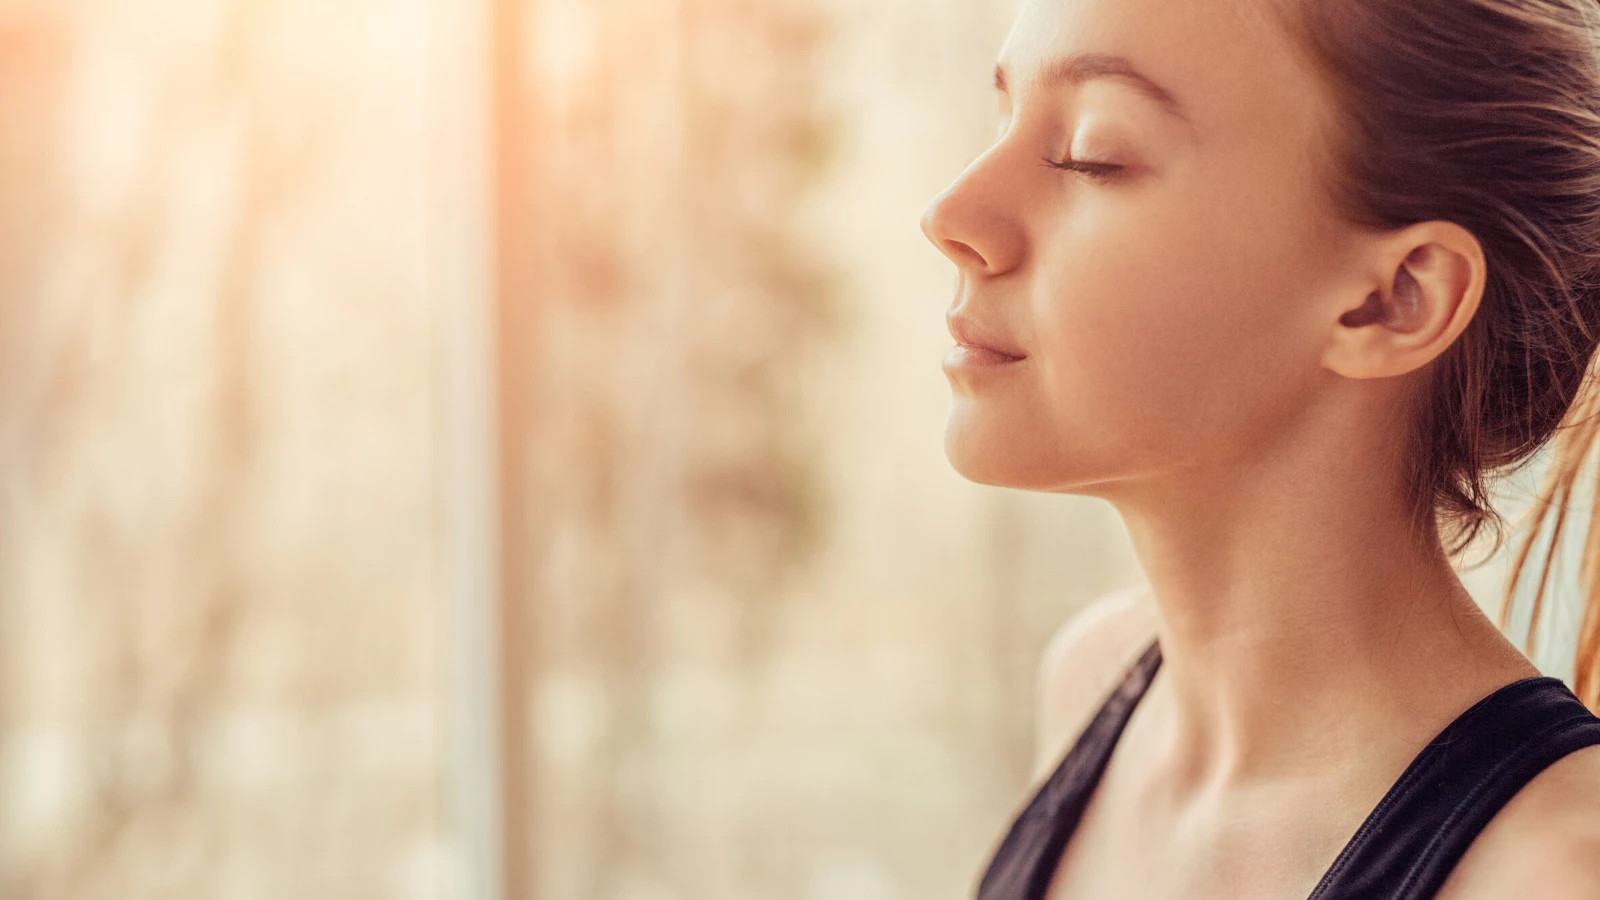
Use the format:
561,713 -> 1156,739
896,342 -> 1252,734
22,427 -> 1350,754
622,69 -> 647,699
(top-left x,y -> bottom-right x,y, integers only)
1321,222 -> 1486,380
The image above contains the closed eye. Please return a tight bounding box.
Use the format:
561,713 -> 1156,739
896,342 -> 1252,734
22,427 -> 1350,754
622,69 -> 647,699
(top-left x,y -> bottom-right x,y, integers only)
1040,156 -> 1124,181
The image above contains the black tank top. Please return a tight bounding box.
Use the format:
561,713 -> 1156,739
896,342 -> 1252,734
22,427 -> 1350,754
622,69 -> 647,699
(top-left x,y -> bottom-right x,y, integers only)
977,639 -> 1600,900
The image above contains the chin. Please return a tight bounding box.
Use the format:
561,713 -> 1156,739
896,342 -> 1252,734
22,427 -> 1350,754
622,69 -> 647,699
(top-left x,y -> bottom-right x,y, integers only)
943,412 -> 1051,490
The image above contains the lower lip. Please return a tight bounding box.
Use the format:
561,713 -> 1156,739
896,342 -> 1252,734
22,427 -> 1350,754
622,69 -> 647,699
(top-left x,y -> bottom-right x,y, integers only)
943,344 -> 1026,370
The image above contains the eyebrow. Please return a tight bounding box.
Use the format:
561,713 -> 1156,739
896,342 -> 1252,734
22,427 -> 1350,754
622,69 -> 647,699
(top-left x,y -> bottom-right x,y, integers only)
994,52 -> 1191,125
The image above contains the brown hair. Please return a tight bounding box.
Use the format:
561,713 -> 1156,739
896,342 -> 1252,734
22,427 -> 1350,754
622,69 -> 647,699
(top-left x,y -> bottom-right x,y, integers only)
1275,0 -> 1600,709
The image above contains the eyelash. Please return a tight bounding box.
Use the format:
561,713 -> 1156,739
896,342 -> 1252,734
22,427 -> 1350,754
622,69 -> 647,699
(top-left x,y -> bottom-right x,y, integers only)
1040,156 -> 1124,182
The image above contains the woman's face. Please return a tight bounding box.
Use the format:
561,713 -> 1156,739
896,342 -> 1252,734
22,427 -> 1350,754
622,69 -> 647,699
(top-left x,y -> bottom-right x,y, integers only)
923,0 -> 1363,496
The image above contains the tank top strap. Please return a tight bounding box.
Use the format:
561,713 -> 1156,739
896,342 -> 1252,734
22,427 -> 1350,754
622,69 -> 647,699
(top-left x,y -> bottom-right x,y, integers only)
976,638 -> 1163,900
1306,673 -> 1600,900
975,639 -> 1600,900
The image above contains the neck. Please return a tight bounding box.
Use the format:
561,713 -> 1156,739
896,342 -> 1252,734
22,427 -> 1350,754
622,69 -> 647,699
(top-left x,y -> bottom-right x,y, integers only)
1101,404 -> 1536,789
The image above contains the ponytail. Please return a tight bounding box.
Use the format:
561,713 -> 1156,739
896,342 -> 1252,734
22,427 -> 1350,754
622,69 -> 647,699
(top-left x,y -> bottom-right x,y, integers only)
1504,380 -> 1600,712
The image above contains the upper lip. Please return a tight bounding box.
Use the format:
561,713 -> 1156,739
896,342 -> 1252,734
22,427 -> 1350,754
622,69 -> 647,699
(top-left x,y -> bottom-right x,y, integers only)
947,309 -> 1026,359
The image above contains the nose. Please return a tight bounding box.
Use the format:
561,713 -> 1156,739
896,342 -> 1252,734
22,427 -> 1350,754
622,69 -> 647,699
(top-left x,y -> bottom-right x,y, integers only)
919,147 -> 1026,277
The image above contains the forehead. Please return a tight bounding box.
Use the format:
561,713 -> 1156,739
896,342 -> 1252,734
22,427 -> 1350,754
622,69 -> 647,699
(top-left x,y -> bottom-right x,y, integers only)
999,0 -> 1325,141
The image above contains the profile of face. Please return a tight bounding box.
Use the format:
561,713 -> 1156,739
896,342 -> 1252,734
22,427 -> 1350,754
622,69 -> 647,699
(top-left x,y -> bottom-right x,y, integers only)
921,0 -> 1453,499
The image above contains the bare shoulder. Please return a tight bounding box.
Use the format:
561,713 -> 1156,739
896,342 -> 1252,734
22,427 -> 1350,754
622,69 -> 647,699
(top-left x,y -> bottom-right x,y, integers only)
1030,582 -> 1161,782
1436,742 -> 1600,900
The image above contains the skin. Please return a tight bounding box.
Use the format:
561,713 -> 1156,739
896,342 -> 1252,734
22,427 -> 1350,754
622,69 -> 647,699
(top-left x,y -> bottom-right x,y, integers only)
919,0 -> 1600,897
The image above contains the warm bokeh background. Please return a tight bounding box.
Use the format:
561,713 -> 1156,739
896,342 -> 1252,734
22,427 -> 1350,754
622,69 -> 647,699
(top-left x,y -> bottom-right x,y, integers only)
0,1 -> 1586,898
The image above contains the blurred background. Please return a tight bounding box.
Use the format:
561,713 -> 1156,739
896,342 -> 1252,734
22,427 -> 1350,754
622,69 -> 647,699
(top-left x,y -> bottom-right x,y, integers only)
0,0 -> 1587,898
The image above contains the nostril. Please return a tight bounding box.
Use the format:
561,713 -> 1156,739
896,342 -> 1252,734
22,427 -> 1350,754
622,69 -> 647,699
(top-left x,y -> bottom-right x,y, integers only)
921,186 -> 1006,274
944,239 -> 987,270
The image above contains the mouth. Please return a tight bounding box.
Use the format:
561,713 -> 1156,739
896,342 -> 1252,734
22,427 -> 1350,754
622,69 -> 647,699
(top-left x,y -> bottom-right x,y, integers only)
944,310 -> 1026,371
942,343 -> 1026,370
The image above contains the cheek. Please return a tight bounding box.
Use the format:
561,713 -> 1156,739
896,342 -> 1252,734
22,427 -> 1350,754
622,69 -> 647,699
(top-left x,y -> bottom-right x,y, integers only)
1028,211 -> 1318,459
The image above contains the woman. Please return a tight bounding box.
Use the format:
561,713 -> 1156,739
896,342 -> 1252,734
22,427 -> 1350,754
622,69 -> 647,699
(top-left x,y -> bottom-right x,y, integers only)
919,0 -> 1600,897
